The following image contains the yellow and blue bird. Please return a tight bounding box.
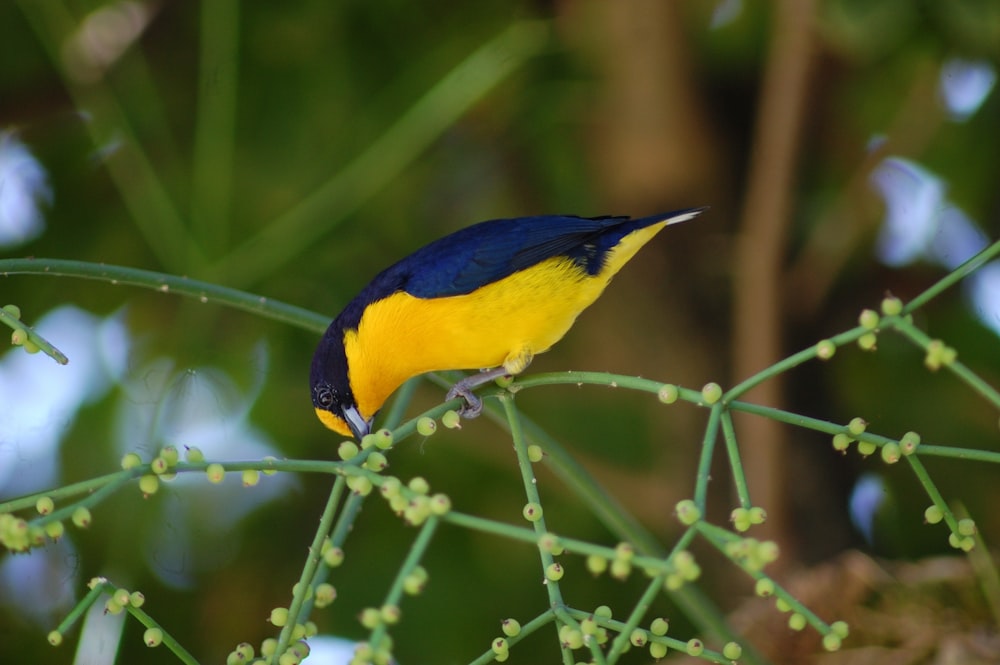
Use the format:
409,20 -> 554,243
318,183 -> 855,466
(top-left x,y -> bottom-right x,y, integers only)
310,208 -> 703,439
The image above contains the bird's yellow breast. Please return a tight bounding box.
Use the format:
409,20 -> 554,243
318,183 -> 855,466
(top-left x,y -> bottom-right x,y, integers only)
343,219 -> 668,419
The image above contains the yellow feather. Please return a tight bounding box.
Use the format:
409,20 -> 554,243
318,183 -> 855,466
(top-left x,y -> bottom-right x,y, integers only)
344,219 -> 670,419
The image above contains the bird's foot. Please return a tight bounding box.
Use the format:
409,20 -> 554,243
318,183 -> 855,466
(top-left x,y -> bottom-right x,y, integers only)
446,367 -> 511,418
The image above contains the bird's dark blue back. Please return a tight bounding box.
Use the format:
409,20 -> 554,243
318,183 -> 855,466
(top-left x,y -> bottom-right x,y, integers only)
335,212 -> 689,330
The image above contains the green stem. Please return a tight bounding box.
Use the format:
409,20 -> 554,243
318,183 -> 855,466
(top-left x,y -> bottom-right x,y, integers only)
903,236 -> 1000,313
465,610 -> 556,665
0,259 -> 328,333
720,410 -> 752,509
127,604 -> 200,665
693,404 -> 723,510
0,306 -> 68,364
605,573 -> 667,664
905,454 -> 961,536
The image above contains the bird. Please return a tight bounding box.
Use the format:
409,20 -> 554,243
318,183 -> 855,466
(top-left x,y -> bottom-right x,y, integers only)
310,207 -> 704,439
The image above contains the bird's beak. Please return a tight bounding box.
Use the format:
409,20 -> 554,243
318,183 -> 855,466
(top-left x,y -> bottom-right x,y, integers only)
342,404 -> 371,440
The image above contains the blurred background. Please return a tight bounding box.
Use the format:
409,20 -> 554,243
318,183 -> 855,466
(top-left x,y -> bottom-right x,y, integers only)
1,1 -> 999,663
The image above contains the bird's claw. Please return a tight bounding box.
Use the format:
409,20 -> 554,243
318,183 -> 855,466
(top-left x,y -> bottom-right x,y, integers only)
446,383 -> 484,419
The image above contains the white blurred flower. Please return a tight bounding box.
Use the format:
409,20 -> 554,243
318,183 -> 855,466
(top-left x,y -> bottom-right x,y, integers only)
0,132 -> 51,248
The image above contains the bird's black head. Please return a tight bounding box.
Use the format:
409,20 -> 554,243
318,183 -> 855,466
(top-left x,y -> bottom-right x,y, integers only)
310,327 -> 371,440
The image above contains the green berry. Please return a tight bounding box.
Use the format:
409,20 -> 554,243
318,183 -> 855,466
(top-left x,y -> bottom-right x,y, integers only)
403,567 -> 427,595
527,444 -> 544,463
610,557 -> 632,580
502,618 -> 521,637
44,521 -> 64,540
545,562 -> 564,581
788,612 -> 806,630
657,384 -> 679,404
10,329 -> 26,346
22,339 -> 40,354
614,542 -> 635,561
262,456 -> 279,475
429,493 -> 451,515
159,446 -> 179,466
364,452 -> 388,472
816,340 -> 836,360
831,620 -> 849,638
958,518 -> 977,536
685,638 -> 703,656
360,433 -> 377,450
35,496 -> 54,515
104,597 -> 125,615
858,309 -> 879,329
359,607 -> 380,629
338,441 -> 359,460
150,456 -> 170,475
242,469 -> 261,487
416,417 -> 437,436
856,440 -> 877,457
749,506 -> 767,524
113,588 -> 130,607
185,446 -> 205,463
143,627 -> 163,647
323,546 -> 345,567
2,304 -> 21,320
649,641 -> 668,659
47,631 -> 62,646
881,296 -> 903,316
900,431 -> 921,455
594,605 -> 613,619
775,597 -> 792,612
129,591 -> 145,608
822,633 -> 842,652
261,638 -> 278,657
675,499 -> 702,525
586,554 -> 608,575
580,615 -> 598,635
346,475 -> 373,496
139,473 -> 160,496
72,507 -> 92,528
857,332 -> 878,351
650,617 -> 669,636
881,442 -> 901,464
206,463 -> 226,484
314,583 -> 336,608
408,476 -> 430,494
847,417 -> 867,436
701,382 -> 723,404
731,507 -> 751,532
522,502 -> 543,522
832,433 -> 853,452
374,428 -> 394,449
538,532 -> 561,553
723,641 -> 742,660
491,637 -> 509,655
629,629 -> 647,647
121,452 -> 143,470
441,410 -> 462,429
269,607 -> 289,627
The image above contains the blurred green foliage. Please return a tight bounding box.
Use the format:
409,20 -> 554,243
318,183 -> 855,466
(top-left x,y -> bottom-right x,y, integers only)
1,1 -> 999,663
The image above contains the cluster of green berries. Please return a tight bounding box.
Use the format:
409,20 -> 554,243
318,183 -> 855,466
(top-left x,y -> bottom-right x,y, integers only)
925,508 -> 977,551
723,537 -> 779,573
730,506 -> 767,532
373,473 -> 451,526
4,304 -> 42,354
753,574 -> 848,650
252,632 -> 314,665
0,495 -> 95,552
584,542 -> 635,581
924,339 -> 957,371
350,633 -> 394,665
831,426 -> 921,465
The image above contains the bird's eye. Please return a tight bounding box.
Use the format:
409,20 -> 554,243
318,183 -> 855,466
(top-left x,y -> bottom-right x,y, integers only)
316,385 -> 335,408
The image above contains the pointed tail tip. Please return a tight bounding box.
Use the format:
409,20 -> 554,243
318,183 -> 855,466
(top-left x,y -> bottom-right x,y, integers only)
665,206 -> 708,226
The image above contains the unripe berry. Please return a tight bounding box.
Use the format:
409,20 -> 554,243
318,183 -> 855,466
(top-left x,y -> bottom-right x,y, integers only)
72,507 -> 92,528
788,612 -> 806,630
380,604 -> 401,624
262,456 -> 279,475
338,441 -> 359,461
723,641 -> 743,660
143,627 -> 163,647
629,628 -> 647,647
527,444 -> 544,463
832,433 -> 852,452
594,605 -> 612,619
831,620 -> 849,638
441,410 -> 462,429
403,566 -> 427,595
749,506 -> 767,524
159,446 -> 179,466
10,329 -> 26,346
121,452 -> 143,470
360,433 -> 378,450
701,382 -> 722,404
501,618 -> 521,637
881,296 -> 903,316
429,493 -> 451,515
129,591 -> 145,608
657,384 -> 679,404
816,340 -> 836,360
900,431 -> 921,455
586,554 -> 608,575
675,499 -> 701,525
269,607 -> 289,627
104,597 -> 125,615
856,440 -> 877,457
261,638 -> 278,657
685,639 -> 703,656
847,417 -> 867,436
323,546 -> 345,567
242,469 -> 261,487
3,304 -> 21,319
649,641 -> 668,659
858,309 -> 879,329
364,452 -> 388,472
139,473 -> 160,496
881,442 -> 901,464
47,631 -> 62,646
185,446 -> 205,463
491,637 -> 509,656
346,475 -> 373,496
374,428 -> 394,449
649,617 -> 669,636
206,463 -> 226,484
150,457 -> 169,475
857,332 -> 878,351
731,507 -> 751,532
359,608 -> 380,629
610,557 -> 632,580
44,520 -> 65,540
545,562 -> 564,581
36,496 -> 54,515
314,583 -> 336,608
408,476 -> 430,494
522,502 -> 543,522
113,588 -> 130,607
958,518 -> 977,536
416,417 -> 437,436
822,633 -> 842,652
